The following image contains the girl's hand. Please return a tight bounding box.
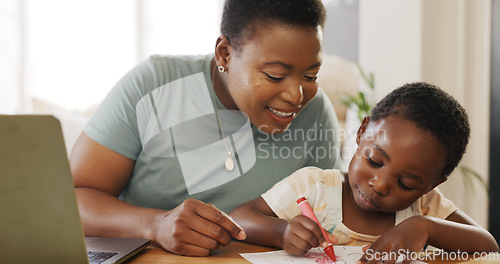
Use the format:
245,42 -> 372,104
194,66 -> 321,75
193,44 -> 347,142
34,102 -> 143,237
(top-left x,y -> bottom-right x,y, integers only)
357,216 -> 429,264
282,215 -> 337,256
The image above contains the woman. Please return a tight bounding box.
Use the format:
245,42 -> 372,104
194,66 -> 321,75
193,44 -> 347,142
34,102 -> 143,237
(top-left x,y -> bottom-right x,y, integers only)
70,0 -> 341,256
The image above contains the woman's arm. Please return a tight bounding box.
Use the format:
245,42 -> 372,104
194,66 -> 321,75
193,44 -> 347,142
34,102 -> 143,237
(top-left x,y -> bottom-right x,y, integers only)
70,132 -> 245,256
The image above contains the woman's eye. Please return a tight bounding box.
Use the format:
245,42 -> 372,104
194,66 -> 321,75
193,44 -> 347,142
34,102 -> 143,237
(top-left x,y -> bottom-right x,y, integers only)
398,180 -> 414,191
263,72 -> 284,82
367,157 -> 382,168
304,75 -> 318,81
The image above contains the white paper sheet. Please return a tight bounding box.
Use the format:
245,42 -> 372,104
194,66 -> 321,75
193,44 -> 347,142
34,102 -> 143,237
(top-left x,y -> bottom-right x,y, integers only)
240,246 -> 427,264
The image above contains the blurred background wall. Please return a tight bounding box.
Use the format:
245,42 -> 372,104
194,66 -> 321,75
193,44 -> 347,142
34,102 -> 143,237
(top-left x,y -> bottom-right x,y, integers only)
0,0 -> 496,242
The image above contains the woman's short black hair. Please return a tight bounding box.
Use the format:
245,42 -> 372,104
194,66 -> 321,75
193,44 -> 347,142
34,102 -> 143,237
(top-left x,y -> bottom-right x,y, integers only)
370,82 -> 470,177
220,0 -> 326,50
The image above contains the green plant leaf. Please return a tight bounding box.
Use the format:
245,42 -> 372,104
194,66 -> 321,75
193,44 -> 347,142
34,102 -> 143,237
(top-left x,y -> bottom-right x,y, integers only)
458,165 -> 490,200
356,63 -> 375,90
341,95 -> 357,107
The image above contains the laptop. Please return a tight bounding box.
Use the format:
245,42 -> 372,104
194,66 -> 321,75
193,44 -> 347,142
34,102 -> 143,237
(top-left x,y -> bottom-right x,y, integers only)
0,115 -> 150,264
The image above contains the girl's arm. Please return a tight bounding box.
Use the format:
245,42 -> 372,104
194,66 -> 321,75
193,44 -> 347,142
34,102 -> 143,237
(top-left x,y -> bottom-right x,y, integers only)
426,209 -> 499,252
358,210 -> 499,264
229,197 -> 288,248
230,196 -> 336,256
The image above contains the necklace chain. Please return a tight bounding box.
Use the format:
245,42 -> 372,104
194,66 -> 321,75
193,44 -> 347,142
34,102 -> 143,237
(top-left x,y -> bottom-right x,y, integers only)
210,61 -> 252,171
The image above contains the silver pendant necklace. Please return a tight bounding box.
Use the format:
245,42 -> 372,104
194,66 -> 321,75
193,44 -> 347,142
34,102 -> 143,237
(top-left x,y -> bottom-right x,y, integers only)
211,62 -> 252,171
221,128 -> 251,171
224,152 -> 235,171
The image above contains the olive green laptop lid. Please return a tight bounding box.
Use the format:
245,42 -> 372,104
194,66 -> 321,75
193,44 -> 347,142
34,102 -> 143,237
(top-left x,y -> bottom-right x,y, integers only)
0,115 -> 89,263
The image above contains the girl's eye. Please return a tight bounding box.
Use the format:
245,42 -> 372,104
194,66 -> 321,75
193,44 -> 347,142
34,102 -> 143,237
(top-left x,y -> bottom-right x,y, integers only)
398,180 -> 414,191
263,72 -> 285,82
367,157 -> 383,168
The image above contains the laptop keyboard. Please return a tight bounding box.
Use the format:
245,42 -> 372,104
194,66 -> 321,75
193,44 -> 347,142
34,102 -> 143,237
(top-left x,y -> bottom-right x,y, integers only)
88,251 -> 118,264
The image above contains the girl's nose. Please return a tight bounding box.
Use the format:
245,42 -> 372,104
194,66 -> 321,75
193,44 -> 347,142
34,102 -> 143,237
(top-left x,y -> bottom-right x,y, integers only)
368,176 -> 389,196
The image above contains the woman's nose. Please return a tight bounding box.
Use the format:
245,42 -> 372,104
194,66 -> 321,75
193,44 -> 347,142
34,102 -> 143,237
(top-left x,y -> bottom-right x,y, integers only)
280,80 -> 304,106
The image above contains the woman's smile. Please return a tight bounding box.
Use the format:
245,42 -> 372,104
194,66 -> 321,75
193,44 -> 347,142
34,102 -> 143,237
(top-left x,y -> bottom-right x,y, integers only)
265,107 -> 298,126
215,22 -> 323,134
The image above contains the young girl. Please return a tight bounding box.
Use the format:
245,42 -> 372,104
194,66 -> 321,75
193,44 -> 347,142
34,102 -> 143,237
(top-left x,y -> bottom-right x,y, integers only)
230,82 -> 499,263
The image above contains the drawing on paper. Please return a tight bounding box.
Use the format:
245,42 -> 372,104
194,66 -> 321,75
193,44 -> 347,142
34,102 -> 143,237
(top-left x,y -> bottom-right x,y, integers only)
240,246 -> 426,264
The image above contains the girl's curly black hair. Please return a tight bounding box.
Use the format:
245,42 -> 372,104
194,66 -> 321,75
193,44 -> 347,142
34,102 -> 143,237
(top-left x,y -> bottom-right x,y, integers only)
370,82 -> 470,177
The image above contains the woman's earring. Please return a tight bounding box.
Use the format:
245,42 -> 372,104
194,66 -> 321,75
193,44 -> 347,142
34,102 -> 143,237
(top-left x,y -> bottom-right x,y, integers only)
218,66 -> 225,73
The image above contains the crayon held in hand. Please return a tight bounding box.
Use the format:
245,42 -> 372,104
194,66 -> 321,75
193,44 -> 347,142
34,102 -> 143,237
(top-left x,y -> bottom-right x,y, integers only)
297,196 -> 337,261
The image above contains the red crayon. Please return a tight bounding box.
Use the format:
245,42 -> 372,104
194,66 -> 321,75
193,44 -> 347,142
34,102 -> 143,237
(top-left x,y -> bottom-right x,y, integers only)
297,196 -> 337,261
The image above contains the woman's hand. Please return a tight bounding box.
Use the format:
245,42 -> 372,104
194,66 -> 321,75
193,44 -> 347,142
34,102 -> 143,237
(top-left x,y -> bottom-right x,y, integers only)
71,134 -> 245,257
282,215 -> 337,256
153,199 -> 246,256
356,216 -> 428,264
